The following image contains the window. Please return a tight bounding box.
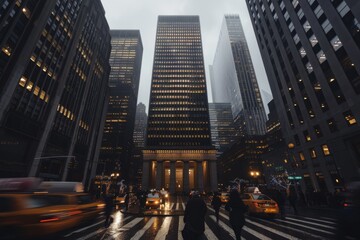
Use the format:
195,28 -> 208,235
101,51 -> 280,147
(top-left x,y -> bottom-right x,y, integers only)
299,152 -> 305,161
313,125 -> 323,137
321,144 -> 331,156
336,1 -> 350,17
314,5 -> 324,18
309,34 -> 318,46
303,130 -> 311,142
317,50 -> 326,63
309,148 -> 317,158
330,36 -> 342,51
303,21 -> 311,32
321,19 -> 332,33
327,118 -> 338,132
343,111 -> 357,125
299,47 -> 306,57
306,62 -> 313,73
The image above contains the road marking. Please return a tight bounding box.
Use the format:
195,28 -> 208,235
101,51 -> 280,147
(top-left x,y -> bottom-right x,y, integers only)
302,216 -> 337,225
176,203 -> 180,210
64,220 -> 105,237
155,217 -> 172,240
182,203 -> 186,210
178,216 -> 184,240
320,216 -> 337,221
209,206 -> 270,240
170,203 -> 175,210
109,218 -> 143,239
246,218 -> 300,240
209,215 -> 236,238
204,222 -> 218,240
78,228 -> 106,240
130,217 -> 155,240
284,217 -> 336,230
276,219 -> 334,235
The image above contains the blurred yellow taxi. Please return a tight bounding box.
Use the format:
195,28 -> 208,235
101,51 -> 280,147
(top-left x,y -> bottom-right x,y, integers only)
0,193 -> 83,239
240,192 -> 279,217
146,191 -> 162,209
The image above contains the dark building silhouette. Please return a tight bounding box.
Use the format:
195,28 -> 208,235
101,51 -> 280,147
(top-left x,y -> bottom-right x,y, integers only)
210,14 -> 267,136
246,0 -> 360,192
98,30 -> 143,182
209,103 -> 236,156
0,0 -> 111,185
143,15 -> 217,193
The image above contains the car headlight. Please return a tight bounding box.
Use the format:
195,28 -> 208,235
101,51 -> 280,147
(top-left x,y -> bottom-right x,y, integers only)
146,201 -> 148,204
165,194 -> 168,198
155,201 -> 159,204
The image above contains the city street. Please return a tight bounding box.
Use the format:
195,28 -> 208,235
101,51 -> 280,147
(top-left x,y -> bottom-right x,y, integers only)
60,197 -> 339,240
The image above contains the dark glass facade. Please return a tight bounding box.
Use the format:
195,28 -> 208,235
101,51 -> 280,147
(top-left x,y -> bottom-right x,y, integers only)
0,0 -> 111,185
98,30 -> 143,181
246,0 -> 360,192
143,16 -> 217,193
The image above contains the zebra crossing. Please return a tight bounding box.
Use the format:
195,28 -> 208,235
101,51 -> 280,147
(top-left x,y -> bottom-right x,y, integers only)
63,198 -> 339,240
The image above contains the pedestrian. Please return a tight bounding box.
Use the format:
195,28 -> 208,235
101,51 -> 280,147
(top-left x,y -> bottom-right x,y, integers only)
124,192 -> 129,211
182,191 -> 207,240
287,185 -> 298,215
104,193 -> 114,228
211,192 -> 222,223
225,189 -> 247,240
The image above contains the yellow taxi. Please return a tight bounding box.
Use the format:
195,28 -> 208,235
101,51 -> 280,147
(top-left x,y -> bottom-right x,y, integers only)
146,191 -> 162,209
0,193 -> 85,239
240,192 -> 279,217
0,179 -> 104,239
220,192 -> 230,203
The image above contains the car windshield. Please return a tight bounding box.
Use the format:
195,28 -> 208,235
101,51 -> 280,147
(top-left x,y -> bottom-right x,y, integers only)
251,194 -> 271,200
147,193 -> 159,198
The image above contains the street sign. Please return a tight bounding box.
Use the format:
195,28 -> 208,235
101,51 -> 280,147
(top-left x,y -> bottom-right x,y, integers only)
288,176 -> 302,180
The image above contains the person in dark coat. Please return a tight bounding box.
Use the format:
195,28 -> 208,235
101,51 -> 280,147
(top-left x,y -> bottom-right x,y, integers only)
104,194 -> 114,228
182,191 -> 207,240
287,185 -> 298,215
211,192 -> 222,223
124,192 -> 130,211
225,189 -> 247,240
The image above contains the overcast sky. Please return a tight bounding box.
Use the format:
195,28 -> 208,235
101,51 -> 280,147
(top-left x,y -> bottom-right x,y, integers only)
101,0 -> 273,113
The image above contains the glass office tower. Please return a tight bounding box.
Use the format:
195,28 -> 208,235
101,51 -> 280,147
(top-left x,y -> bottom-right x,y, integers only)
246,0 -> 360,192
143,15 -> 217,193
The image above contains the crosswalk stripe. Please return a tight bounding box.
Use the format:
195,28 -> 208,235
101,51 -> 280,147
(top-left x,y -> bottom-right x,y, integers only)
154,217 -> 172,240
209,215 -> 236,239
246,218 -> 300,240
302,216 -> 337,225
108,217 -> 143,239
176,203 -> 180,210
130,217 -> 155,240
78,228 -> 107,240
182,203 -> 186,210
276,219 -> 334,235
209,207 -> 271,240
284,217 -> 336,230
178,215 -> 184,240
320,216 -> 337,221
170,203 -> 175,210
204,223 -> 218,240
64,219 -> 105,237
254,217 -> 326,240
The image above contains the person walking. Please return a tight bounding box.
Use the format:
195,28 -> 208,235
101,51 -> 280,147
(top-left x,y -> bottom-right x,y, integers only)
225,189 -> 247,240
104,193 -> 114,228
287,185 -> 298,215
211,192 -> 222,223
182,191 -> 207,240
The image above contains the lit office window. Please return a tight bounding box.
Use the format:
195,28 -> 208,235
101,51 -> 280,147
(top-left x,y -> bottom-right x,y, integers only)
343,111 -> 357,125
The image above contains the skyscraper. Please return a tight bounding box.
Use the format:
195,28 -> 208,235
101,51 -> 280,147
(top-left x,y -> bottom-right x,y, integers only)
133,102 -> 147,148
209,103 -> 236,155
143,15 -> 217,193
0,0 -> 111,185
99,30 -> 143,181
211,14 -> 267,136
246,0 -> 360,192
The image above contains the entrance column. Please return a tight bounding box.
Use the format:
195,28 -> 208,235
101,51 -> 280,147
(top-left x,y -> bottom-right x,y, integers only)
156,161 -> 163,189
183,161 -> 190,193
209,160 -> 218,192
142,161 -> 150,190
170,161 -> 176,194
197,161 -> 204,191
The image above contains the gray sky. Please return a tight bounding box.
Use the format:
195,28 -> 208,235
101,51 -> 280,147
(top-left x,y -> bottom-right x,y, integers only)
101,0 -> 272,113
